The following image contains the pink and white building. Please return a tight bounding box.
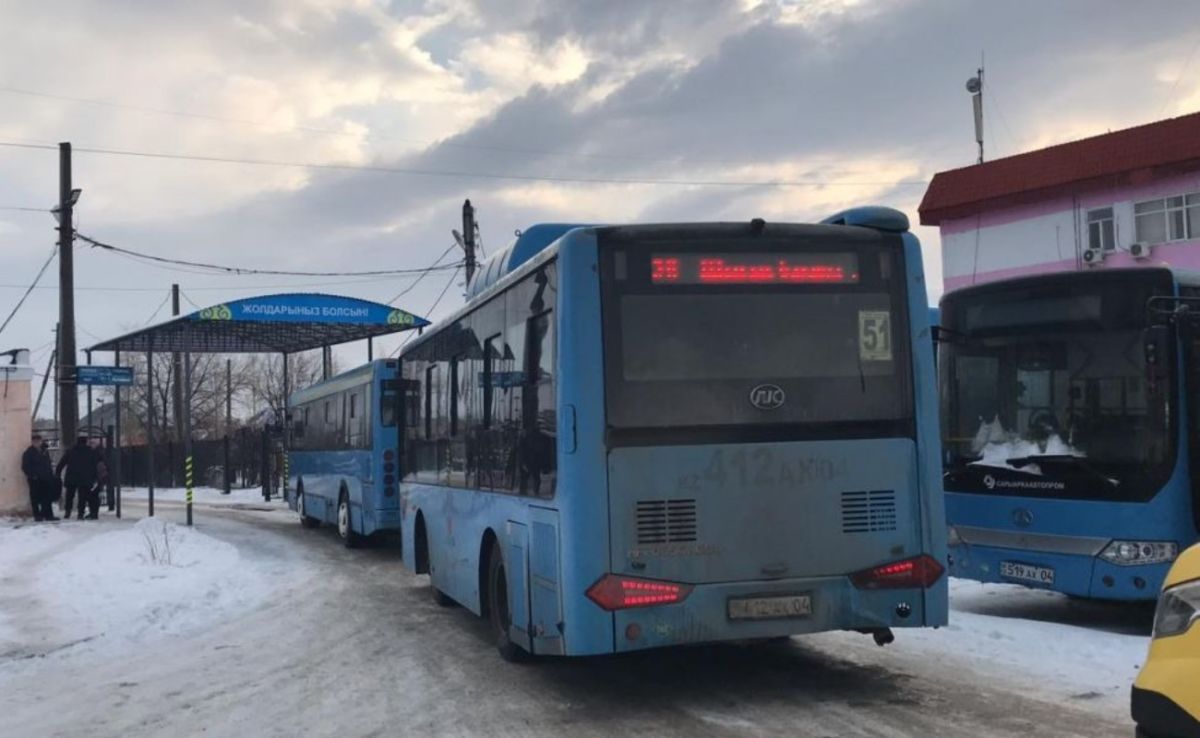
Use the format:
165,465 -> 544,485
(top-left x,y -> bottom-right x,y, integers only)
920,112 -> 1200,293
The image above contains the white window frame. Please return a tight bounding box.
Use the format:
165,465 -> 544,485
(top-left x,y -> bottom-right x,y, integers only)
1086,207 -> 1116,252
1135,191 -> 1200,244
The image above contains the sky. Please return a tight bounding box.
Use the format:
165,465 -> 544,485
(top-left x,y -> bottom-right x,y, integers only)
2,0 -> 1199,401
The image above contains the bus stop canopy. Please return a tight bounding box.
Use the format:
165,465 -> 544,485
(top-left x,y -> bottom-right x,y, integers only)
87,293 -> 430,354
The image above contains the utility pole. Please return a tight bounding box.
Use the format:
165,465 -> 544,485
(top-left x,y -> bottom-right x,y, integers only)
56,143 -> 79,445
171,284 -> 183,441
170,284 -> 183,487
462,199 -> 477,285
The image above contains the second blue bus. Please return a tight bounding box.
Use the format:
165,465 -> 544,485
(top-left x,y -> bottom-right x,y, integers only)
939,267 -> 1200,600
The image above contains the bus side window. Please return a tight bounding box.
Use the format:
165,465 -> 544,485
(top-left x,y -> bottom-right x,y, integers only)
519,311 -> 556,498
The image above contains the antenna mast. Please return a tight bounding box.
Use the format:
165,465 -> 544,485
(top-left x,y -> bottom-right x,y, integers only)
966,57 -> 985,164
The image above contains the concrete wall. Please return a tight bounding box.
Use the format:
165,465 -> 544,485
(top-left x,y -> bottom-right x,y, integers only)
0,354 -> 33,517
940,170 -> 1200,293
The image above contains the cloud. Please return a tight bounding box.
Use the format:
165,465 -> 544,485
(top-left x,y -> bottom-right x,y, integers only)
2,0 -> 1200,363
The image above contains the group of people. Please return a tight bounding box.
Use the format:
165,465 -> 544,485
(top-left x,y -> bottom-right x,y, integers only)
21,434 -> 109,522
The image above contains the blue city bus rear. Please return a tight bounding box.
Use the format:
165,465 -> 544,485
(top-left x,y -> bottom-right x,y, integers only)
398,217 -> 946,658
286,359 -> 402,541
939,269 -> 1200,600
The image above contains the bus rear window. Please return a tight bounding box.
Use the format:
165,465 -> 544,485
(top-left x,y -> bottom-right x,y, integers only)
601,238 -> 913,433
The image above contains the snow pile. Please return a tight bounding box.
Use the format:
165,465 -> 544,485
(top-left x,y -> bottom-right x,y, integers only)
969,416 -> 1085,473
0,524 -> 74,648
32,518 -> 269,646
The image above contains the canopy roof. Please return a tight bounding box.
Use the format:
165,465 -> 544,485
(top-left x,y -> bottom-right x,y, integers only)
88,293 -> 429,354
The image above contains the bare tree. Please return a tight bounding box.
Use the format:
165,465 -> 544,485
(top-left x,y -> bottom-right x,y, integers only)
242,350 -> 331,423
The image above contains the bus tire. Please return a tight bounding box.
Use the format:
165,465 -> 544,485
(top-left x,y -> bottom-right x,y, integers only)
337,491 -> 362,549
298,484 -> 320,529
486,539 -> 530,663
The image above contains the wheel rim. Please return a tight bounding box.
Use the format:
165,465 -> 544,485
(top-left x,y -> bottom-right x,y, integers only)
338,500 -> 349,538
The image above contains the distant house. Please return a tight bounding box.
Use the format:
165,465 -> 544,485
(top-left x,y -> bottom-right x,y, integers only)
919,111 -> 1200,293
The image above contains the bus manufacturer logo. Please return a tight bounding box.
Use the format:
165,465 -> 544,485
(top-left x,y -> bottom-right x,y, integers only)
749,384 -> 786,410
1013,508 -> 1034,528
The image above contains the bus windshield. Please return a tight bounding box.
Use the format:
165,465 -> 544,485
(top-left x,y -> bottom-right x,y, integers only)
940,273 -> 1174,502
601,238 -> 913,434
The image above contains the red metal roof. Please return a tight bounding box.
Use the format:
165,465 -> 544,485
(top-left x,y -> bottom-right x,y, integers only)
919,111 -> 1200,225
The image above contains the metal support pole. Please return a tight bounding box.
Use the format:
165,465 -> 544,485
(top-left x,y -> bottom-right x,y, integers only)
223,357 -> 232,495
182,353 -> 194,526
367,336 -> 374,362
104,425 -> 115,510
57,142 -> 79,446
114,349 -> 122,517
282,352 -> 290,503
146,346 -> 155,517
85,350 -> 92,431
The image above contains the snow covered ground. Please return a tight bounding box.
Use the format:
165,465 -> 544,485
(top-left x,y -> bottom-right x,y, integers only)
121,485 -> 290,508
0,515 -> 275,662
809,578 -> 1151,719
0,501 -> 1148,736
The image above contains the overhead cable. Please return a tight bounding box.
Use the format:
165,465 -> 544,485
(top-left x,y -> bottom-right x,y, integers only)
75,231 -> 464,277
0,141 -> 929,189
0,245 -> 56,337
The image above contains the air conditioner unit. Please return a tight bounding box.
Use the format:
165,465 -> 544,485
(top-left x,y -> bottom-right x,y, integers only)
1130,242 -> 1152,260
1082,248 -> 1106,266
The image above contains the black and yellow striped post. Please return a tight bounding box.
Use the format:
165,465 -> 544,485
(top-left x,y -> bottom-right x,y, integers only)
181,349 -> 195,527
185,454 -> 194,526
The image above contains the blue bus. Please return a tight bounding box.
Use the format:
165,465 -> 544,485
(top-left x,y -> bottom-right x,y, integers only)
397,211 -> 947,660
286,359 -> 402,547
939,268 -> 1200,600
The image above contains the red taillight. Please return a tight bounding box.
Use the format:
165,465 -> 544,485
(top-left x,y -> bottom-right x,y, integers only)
585,574 -> 692,611
850,555 -> 944,590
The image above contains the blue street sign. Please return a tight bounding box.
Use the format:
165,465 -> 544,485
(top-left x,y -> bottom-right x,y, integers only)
77,366 -> 134,386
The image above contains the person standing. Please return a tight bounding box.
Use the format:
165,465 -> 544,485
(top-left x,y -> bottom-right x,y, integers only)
56,436 -> 99,521
20,434 -> 58,521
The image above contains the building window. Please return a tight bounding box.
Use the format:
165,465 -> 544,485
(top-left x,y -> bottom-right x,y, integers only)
1135,193 -> 1200,244
1086,207 -> 1115,251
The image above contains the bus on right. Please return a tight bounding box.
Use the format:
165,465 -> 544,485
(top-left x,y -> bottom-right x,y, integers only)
938,267 -> 1200,601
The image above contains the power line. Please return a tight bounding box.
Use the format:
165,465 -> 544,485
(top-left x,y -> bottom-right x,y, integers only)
0,245 -> 56,337
1160,33 -> 1200,118
0,84 -> 874,168
0,273 -> 432,292
0,205 -> 47,213
392,266 -> 461,357
0,140 -> 929,189
386,243 -> 459,305
144,290 -> 173,325
75,230 -> 465,277
179,290 -> 202,310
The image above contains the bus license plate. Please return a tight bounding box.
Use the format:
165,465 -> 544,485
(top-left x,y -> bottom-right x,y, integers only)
728,594 -> 812,621
999,561 -> 1055,586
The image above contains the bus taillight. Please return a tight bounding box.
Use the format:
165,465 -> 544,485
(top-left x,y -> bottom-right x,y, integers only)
850,555 -> 944,590
585,574 -> 692,611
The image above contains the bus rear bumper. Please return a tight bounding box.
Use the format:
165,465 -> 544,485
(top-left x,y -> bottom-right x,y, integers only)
948,542 -> 1168,601
609,574 -> 947,653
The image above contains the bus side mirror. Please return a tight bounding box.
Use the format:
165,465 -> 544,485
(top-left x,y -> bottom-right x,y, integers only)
1143,324 -> 1173,382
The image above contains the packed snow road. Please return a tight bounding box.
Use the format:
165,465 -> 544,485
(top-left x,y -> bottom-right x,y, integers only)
0,501 -> 1141,738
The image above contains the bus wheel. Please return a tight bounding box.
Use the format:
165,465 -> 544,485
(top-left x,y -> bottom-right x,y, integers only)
298,485 -> 320,529
486,539 -> 530,663
337,492 -> 362,549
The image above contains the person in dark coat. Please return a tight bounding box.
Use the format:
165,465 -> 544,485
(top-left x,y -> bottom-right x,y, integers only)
56,436 -> 100,521
21,434 -> 57,521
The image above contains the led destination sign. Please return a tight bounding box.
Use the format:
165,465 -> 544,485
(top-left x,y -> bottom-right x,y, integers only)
650,253 -> 860,285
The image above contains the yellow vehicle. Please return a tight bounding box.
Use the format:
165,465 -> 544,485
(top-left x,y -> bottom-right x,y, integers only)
1134,543 -> 1200,738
